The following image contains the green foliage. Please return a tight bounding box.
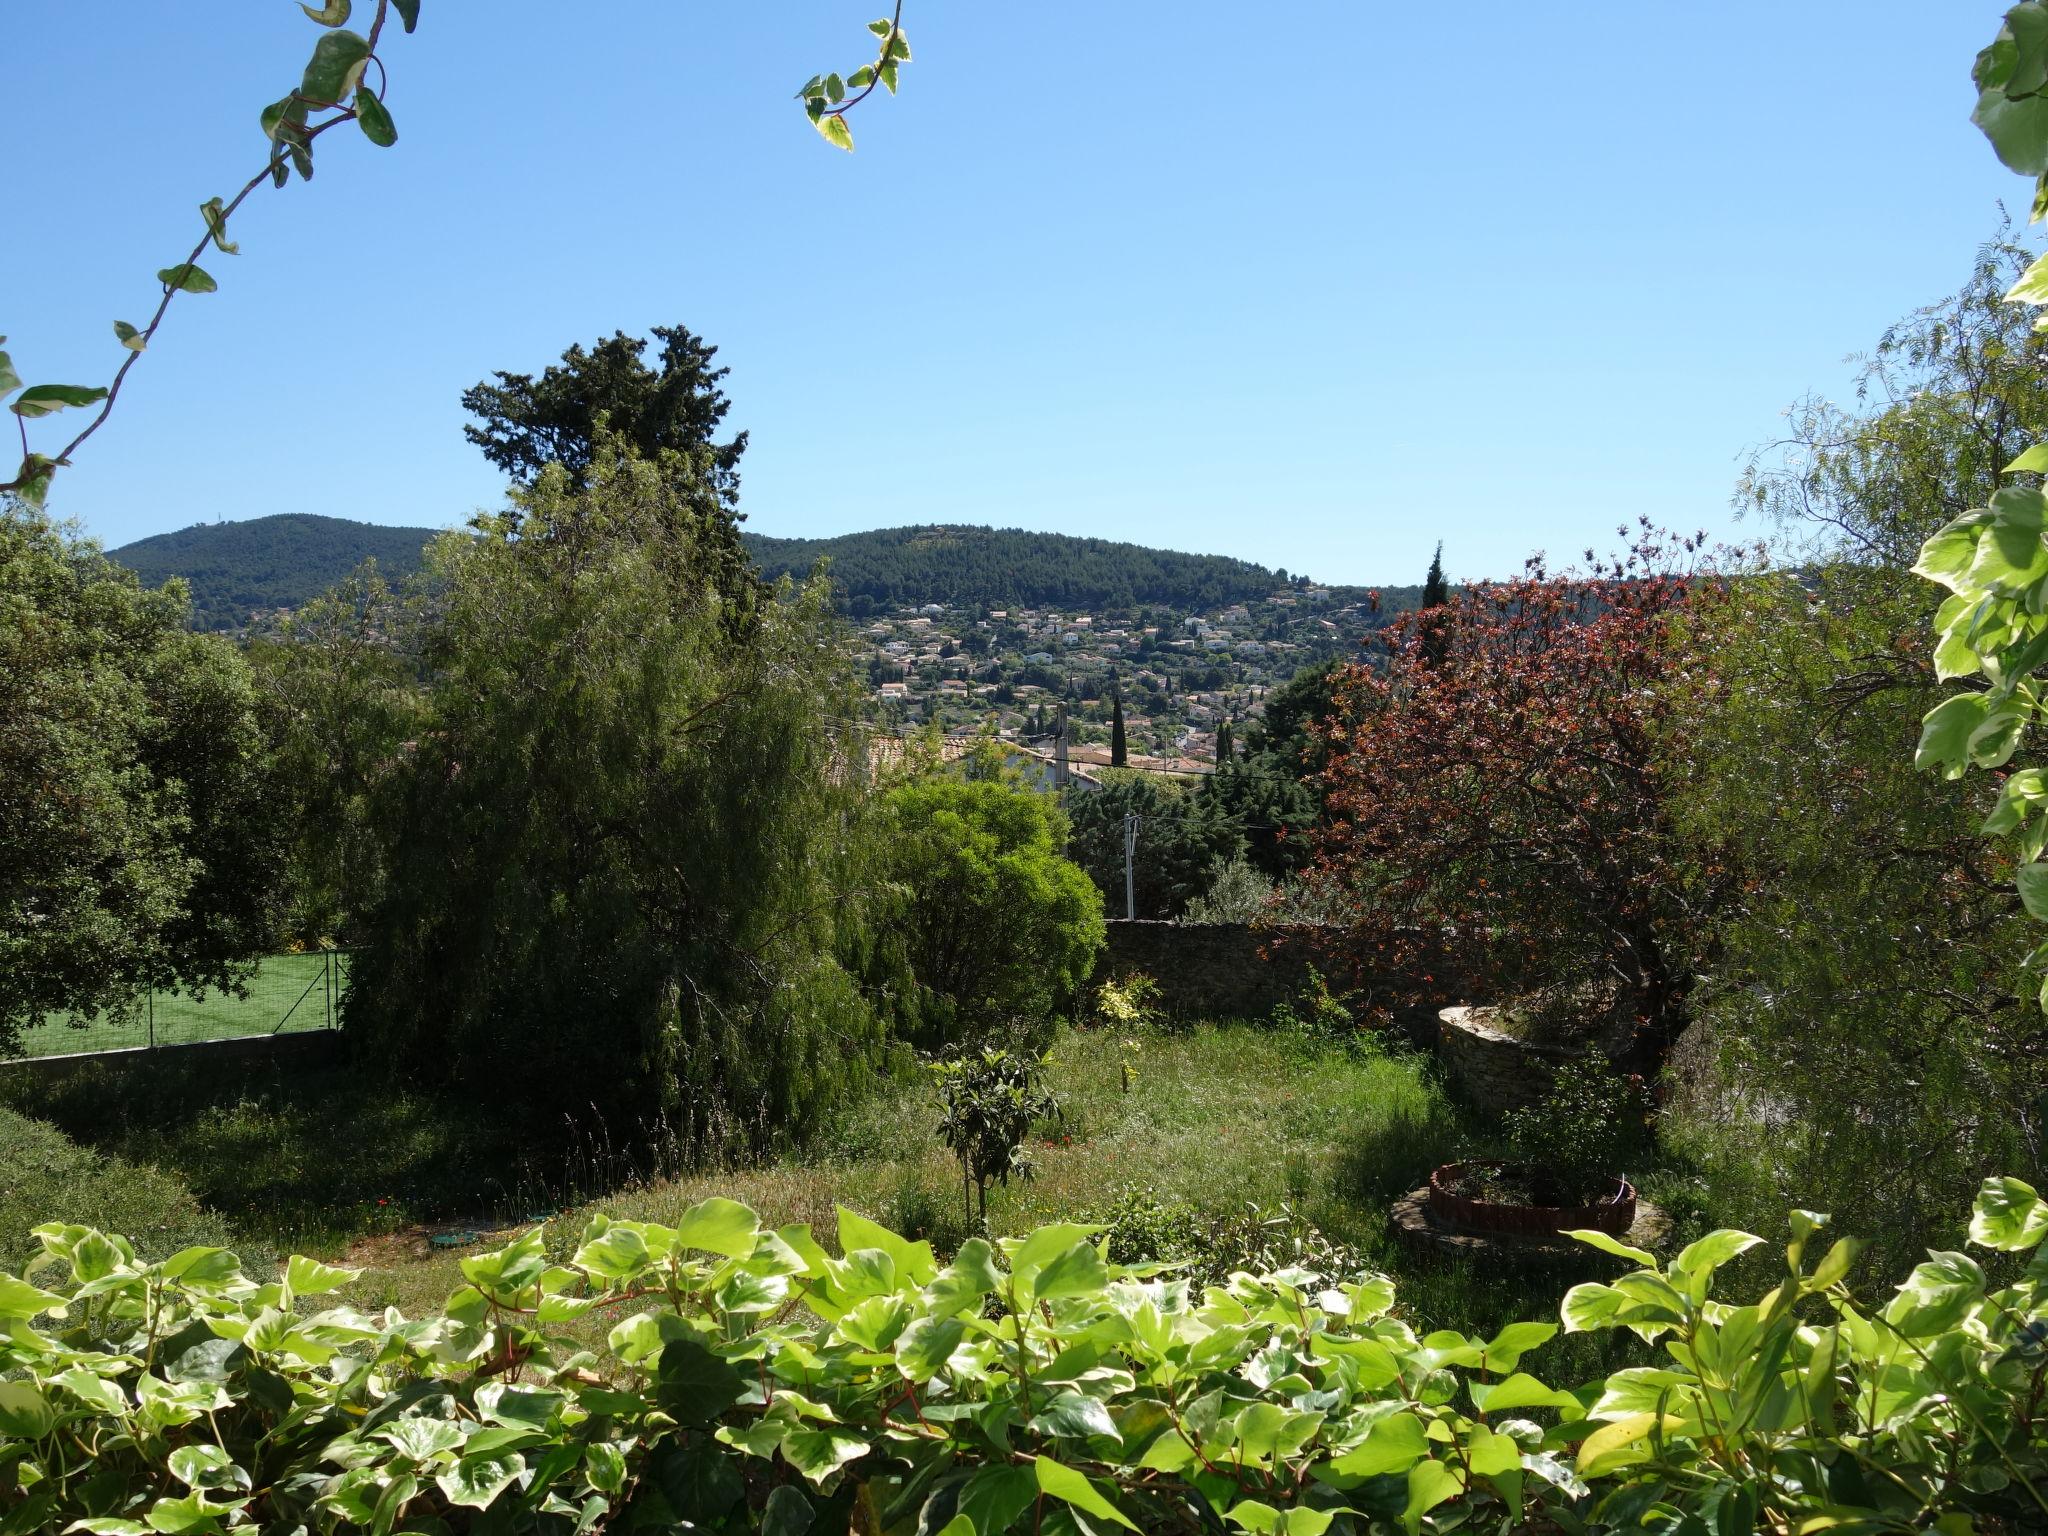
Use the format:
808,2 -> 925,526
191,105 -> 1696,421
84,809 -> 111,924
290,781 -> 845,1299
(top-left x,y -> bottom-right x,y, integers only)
11,1179 -> 2048,1533
798,11 -> 913,151
1092,973 -> 1162,1032
461,325 -> 749,503
1205,664 -> 1339,879
1183,855 -> 1275,924
933,1046 -> 1058,1226
1501,1059 -> 1652,1200
870,777 -> 1105,1049
1266,967 -> 1357,1046
109,514 -> 440,632
1677,241 -> 2048,1266
344,446 -> 881,1145
0,1108 -> 229,1273
0,507 -> 285,1055
247,562 -> 428,943
1091,1191 -> 1365,1291
1064,771 -> 1245,920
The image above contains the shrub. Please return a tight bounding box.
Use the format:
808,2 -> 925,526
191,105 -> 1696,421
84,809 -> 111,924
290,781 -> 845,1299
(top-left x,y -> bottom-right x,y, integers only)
8,1179 -> 2048,1533
870,777 -> 1105,1050
0,1108 -> 229,1271
1501,1057 -> 1655,1203
933,1046 -> 1059,1228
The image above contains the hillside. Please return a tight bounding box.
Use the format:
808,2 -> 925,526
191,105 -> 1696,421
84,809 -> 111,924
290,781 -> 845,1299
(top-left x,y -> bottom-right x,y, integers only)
743,525 -> 1303,614
111,514 -> 444,631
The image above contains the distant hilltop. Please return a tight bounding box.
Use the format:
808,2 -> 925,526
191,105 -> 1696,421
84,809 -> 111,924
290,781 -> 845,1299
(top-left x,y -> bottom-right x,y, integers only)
107,513 -> 1388,631
109,514 -> 446,631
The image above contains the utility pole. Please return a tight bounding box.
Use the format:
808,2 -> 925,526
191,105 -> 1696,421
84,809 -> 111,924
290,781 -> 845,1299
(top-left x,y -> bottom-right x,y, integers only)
1122,812 -> 1140,920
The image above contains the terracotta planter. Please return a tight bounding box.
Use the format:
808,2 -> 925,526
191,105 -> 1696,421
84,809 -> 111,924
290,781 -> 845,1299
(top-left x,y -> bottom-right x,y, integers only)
1426,1160 -> 1636,1237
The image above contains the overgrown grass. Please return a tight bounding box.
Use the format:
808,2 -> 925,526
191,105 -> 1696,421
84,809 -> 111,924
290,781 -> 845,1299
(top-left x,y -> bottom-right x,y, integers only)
4,1019 -> 1667,1381
0,1106 -> 235,1271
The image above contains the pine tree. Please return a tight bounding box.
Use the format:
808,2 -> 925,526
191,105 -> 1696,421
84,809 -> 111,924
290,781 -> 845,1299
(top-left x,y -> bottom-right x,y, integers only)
1111,691 -> 1128,767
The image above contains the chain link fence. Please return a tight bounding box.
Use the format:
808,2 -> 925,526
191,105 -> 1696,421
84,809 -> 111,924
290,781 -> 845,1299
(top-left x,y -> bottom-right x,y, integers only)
16,951 -> 352,1059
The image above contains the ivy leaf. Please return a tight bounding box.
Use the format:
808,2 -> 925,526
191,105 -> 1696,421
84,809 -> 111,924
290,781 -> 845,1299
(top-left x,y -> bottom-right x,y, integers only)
1976,4 -> 2048,175
782,1429 -> 870,1484
0,1381 -> 55,1438
355,89 -> 397,147
1401,1459 -> 1464,1535
157,264 -> 218,294
887,30 -> 912,61
300,0 -> 351,24
1971,1175 -> 2048,1250
300,29 -> 371,104
1563,1229 -> 1656,1268
434,1451 -> 525,1510
653,1336 -> 746,1427
0,346 -> 20,396
868,18 -> 895,35
10,384 -> 110,418
2009,441 -> 2048,473
393,0 -> 421,33
114,322 -> 146,352
673,1196 -> 762,1258
1033,1456 -> 1135,1530
880,59 -> 900,95
2019,860 -> 2048,921
1027,1389 -> 1122,1445
285,1253 -> 359,1296
816,114 -> 855,151
956,1465 -> 1037,1536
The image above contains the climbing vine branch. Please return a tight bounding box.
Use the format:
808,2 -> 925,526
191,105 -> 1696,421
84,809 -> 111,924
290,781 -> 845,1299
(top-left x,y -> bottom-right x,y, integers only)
1,3 -> 909,506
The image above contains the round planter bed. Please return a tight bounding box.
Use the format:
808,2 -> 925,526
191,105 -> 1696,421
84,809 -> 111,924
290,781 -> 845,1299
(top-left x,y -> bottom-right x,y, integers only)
1425,1160 -> 1636,1238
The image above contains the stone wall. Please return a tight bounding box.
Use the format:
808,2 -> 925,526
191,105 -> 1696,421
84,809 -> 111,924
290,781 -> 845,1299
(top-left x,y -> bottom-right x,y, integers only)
1099,920 -> 1316,1022
1430,1005 -> 1637,1115
1098,921 -> 1451,1037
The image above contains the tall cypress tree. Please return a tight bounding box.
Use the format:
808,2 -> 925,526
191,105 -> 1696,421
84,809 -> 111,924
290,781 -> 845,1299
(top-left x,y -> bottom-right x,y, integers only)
1423,543 -> 1449,609
1421,543 -> 1450,665
1216,718 -> 1234,763
1110,690 -> 1128,767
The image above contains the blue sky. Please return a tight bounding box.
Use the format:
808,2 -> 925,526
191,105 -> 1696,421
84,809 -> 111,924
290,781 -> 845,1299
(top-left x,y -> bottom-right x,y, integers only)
3,3 -> 2034,584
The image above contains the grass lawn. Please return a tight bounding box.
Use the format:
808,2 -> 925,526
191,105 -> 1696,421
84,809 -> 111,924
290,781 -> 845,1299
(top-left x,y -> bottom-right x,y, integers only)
15,952 -> 349,1057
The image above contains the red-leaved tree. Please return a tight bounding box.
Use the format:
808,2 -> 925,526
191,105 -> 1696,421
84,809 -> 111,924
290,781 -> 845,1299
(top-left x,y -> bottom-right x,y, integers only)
1309,525 -> 1723,1063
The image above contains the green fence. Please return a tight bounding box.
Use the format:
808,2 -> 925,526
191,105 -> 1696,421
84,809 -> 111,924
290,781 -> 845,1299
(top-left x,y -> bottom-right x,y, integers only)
17,952 -> 351,1059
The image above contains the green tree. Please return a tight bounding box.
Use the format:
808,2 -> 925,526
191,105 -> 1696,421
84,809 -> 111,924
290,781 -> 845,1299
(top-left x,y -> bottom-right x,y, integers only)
245,560 -> 427,944
1670,242 -> 2048,1265
1109,690 -> 1128,767
0,507 -> 283,1053
870,777 -> 1104,1050
1204,662 -> 1338,879
1216,717 -> 1233,762
461,326 -> 748,502
344,446 -> 881,1147
1421,542 -> 1450,665
1063,771 -> 1244,920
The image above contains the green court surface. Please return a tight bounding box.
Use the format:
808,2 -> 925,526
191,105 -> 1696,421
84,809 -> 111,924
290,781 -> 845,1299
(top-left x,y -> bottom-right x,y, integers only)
17,953 -> 350,1058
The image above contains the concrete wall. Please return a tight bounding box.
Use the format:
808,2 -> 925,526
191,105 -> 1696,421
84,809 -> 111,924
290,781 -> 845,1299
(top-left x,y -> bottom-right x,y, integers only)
0,1029 -> 344,1088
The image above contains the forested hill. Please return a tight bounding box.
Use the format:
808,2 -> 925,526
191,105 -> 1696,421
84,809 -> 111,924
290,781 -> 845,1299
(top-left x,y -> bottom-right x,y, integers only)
743,525 -> 1299,613
109,515 -> 1341,630
110,514 -> 443,630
